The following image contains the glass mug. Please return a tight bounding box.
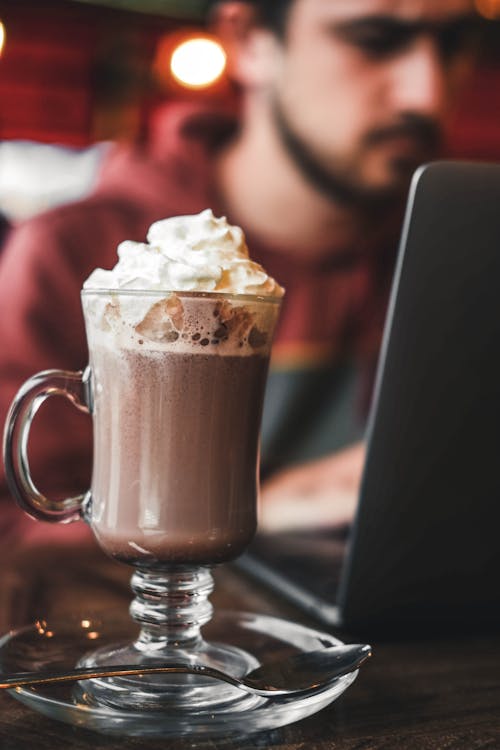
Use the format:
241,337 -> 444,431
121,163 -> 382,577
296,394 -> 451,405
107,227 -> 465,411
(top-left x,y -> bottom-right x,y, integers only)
3,289 -> 281,712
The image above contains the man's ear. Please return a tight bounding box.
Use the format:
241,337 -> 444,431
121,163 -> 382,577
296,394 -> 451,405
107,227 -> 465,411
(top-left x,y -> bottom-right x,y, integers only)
209,1 -> 281,88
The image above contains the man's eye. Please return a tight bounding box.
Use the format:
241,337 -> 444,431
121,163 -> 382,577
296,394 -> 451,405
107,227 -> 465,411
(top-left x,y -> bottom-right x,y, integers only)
337,25 -> 414,58
437,22 -> 481,61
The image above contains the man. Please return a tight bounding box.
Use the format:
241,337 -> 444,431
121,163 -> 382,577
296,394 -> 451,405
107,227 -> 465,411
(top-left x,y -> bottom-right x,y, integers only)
0,0 -> 478,541
211,0 -> 478,528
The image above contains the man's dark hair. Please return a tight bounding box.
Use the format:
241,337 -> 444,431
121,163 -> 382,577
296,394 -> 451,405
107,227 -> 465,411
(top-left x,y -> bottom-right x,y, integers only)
248,0 -> 294,35
206,1 -> 294,37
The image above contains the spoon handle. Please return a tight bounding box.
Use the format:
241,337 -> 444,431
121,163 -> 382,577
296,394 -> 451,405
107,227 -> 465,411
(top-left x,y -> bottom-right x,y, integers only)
0,662 -> 239,690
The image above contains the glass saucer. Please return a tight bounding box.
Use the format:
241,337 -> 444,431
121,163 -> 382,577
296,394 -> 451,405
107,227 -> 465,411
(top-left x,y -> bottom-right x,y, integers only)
0,610 -> 358,738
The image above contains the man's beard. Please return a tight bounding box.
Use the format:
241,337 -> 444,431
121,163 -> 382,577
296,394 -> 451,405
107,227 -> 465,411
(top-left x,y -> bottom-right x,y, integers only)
271,98 -> 442,209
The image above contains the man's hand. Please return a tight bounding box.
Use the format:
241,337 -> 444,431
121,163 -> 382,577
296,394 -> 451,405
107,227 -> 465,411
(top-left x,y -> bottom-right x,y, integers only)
260,442 -> 366,532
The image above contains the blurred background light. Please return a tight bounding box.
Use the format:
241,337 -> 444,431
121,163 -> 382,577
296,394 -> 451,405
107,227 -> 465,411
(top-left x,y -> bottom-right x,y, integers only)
170,37 -> 226,89
0,21 -> 6,56
475,0 -> 500,19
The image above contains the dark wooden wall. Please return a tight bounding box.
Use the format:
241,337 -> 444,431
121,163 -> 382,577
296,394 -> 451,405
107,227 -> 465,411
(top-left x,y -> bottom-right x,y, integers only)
0,0 -> 181,145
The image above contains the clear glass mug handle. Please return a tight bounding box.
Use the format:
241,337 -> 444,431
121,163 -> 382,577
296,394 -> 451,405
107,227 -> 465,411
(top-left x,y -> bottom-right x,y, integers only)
2,367 -> 92,523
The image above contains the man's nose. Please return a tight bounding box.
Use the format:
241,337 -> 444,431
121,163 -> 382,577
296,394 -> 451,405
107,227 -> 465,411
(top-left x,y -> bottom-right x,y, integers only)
391,37 -> 448,118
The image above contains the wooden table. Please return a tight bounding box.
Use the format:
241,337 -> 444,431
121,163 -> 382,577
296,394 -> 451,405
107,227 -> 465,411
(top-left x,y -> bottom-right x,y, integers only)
0,539 -> 498,749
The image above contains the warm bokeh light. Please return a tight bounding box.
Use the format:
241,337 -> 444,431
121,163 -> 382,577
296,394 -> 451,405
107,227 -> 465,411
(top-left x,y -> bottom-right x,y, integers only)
170,37 -> 226,89
0,21 -> 5,56
475,0 -> 500,18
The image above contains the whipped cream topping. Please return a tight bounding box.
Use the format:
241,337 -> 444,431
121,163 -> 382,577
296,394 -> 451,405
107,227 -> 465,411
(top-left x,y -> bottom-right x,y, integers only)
84,209 -> 284,297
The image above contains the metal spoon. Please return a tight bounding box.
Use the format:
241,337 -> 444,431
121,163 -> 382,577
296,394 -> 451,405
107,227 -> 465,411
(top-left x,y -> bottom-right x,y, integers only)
0,643 -> 371,697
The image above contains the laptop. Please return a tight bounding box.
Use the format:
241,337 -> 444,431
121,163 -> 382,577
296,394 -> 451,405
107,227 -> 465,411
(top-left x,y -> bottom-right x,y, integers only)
236,161 -> 500,633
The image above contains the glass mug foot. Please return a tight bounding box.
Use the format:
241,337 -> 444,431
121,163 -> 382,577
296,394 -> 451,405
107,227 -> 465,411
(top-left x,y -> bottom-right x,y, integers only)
73,566 -> 259,712
73,641 -> 259,712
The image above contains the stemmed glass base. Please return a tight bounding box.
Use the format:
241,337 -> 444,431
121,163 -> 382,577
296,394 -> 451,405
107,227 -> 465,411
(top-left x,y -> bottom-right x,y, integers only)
73,565 -> 259,712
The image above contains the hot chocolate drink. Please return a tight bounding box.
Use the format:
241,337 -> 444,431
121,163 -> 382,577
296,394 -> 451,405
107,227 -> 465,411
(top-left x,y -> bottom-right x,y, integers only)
90,346 -> 269,565
3,209 -> 284,717
82,210 -> 283,567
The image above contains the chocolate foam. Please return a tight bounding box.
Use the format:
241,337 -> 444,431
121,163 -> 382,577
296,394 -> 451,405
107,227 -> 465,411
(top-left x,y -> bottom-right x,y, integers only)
83,293 -> 280,357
